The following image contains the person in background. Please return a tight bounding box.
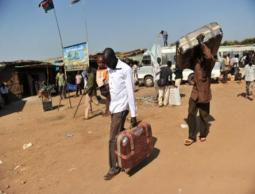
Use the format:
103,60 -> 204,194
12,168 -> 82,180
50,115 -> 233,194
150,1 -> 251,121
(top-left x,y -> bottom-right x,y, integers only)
184,34 -> 215,146
251,51 -> 255,64
244,58 -> 255,101
174,65 -> 183,88
226,53 -> 230,68
96,54 -> 110,116
230,54 -> 239,76
84,66 -> 98,120
157,61 -> 172,107
152,57 -> 162,99
82,69 -> 88,89
132,61 -> 139,84
222,55 -> 230,83
0,82 -> 9,105
55,69 -> 66,99
102,48 -> 137,181
160,30 -> 168,46
75,71 -> 83,97
239,53 -> 247,68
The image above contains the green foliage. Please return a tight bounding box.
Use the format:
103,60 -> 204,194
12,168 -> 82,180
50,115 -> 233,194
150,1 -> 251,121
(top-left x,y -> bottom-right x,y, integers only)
221,38 -> 255,46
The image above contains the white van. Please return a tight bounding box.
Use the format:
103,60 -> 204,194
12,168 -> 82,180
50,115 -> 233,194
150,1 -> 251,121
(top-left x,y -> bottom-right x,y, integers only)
137,46 -> 221,86
161,46 -> 221,83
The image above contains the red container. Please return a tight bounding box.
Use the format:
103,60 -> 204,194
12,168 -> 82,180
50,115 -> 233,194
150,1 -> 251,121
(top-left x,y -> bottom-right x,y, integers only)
115,122 -> 153,172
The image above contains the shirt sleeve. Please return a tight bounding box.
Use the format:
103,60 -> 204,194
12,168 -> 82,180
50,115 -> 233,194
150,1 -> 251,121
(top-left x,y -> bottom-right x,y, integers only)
125,67 -> 137,117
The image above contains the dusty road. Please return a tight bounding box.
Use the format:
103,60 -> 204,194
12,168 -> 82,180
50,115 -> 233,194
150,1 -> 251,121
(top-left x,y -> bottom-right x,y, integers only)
0,81 -> 255,194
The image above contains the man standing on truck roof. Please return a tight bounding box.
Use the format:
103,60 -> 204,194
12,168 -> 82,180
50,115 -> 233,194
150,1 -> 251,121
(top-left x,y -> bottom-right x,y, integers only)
160,30 -> 168,47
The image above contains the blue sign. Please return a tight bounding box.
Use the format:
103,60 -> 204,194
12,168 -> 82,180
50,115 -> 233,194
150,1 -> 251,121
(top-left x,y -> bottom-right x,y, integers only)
63,42 -> 89,71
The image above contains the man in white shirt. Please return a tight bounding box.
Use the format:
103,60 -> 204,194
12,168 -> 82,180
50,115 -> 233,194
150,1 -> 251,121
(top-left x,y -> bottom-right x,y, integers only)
75,71 -> 83,96
103,48 -> 137,180
244,59 -> 255,100
81,70 -> 87,89
230,54 -> 239,75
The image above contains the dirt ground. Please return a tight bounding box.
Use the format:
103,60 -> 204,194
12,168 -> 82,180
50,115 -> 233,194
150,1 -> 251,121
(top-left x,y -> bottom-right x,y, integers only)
0,81 -> 255,194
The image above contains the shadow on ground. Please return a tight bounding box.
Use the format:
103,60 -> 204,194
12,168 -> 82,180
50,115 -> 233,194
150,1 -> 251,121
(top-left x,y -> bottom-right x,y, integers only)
0,100 -> 26,117
52,104 -> 64,110
237,92 -> 247,98
128,137 -> 160,176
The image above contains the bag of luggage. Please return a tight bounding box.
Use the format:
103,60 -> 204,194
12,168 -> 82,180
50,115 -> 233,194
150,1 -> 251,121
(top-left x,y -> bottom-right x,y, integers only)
176,22 -> 223,69
169,87 -> 181,106
115,122 -> 153,172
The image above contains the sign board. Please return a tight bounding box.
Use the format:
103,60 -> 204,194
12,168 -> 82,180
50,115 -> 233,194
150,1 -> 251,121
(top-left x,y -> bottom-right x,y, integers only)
63,42 -> 89,71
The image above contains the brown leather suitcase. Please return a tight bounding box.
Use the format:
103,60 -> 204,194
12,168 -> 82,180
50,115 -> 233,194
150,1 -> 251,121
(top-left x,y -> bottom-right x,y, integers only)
115,122 -> 153,172
176,22 -> 223,69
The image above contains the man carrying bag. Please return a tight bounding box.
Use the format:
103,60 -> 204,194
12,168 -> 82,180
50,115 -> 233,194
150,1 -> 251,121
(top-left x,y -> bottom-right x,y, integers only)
157,61 -> 172,107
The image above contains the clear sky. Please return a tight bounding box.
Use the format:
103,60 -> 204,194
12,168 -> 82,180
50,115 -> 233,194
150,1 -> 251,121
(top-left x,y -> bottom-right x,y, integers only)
0,0 -> 255,61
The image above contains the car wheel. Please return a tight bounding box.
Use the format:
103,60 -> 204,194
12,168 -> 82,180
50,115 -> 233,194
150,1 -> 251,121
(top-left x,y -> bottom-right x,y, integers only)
188,73 -> 195,85
138,80 -> 143,86
144,76 -> 154,87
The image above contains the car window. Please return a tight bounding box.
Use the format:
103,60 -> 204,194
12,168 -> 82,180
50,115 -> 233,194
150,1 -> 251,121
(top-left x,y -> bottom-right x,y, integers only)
162,53 -> 175,65
141,55 -> 151,66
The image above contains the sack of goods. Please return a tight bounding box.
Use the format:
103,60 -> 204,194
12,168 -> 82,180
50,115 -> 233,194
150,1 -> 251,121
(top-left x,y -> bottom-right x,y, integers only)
169,87 -> 181,106
115,122 -> 154,172
176,22 -> 223,69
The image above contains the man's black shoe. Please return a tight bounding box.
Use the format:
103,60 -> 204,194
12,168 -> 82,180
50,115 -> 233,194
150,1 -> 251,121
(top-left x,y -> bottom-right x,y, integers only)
104,168 -> 120,181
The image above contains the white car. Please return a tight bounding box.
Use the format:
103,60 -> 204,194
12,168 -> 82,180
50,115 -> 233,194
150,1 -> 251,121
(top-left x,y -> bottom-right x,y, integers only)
177,62 -> 221,85
137,62 -> 221,87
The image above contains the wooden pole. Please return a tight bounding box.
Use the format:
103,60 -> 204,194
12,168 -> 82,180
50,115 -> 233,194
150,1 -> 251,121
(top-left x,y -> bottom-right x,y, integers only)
73,92 -> 85,118
46,65 -> 49,85
53,8 -> 64,49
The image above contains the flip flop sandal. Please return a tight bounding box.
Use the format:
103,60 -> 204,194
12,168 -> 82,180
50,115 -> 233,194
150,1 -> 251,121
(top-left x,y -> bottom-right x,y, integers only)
199,137 -> 206,142
184,139 -> 195,146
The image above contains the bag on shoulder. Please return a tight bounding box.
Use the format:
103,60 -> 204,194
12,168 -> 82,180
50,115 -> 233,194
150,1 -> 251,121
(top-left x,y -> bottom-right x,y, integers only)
100,84 -> 110,97
157,67 -> 168,87
157,78 -> 167,87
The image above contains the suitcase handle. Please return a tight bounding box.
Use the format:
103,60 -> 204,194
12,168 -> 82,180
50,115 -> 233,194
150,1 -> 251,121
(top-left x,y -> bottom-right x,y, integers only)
138,123 -> 152,138
115,150 -> 135,159
124,132 -> 135,151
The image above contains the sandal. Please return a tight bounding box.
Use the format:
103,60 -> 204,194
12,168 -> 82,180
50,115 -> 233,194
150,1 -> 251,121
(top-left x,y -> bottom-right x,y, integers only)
184,139 -> 195,146
199,137 -> 206,142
